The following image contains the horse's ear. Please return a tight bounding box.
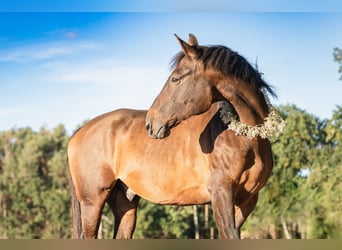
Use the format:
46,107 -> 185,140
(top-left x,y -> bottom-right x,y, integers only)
188,34 -> 198,46
174,34 -> 198,59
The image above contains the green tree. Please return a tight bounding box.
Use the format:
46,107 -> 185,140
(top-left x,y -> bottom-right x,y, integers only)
0,125 -> 70,238
0,128 -> 44,238
40,125 -> 71,238
305,106 -> 342,238
243,105 -> 326,239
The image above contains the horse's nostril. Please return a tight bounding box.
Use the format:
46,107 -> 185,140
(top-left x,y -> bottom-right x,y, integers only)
145,122 -> 150,131
146,122 -> 156,138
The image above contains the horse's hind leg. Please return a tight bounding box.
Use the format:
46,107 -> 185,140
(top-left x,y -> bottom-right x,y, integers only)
107,181 -> 140,239
80,189 -> 110,239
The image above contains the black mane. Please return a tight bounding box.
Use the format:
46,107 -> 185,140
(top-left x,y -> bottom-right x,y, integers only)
171,45 -> 277,98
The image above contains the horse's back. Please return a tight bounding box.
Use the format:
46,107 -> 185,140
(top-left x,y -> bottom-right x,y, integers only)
69,108 -> 147,150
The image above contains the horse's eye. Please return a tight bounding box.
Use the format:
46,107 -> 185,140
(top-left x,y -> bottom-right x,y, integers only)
171,77 -> 180,83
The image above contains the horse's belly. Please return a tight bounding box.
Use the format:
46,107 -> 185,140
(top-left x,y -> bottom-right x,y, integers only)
150,184 -> 211,205
118,159 -> 211,206
124,177 -> 211,206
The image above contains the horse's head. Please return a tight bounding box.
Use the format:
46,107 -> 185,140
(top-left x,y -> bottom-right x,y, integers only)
146,34 -> 275,139
145,34 -> 214,139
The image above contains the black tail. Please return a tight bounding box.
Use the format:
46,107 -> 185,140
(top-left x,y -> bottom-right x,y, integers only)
68,170 -> 82,238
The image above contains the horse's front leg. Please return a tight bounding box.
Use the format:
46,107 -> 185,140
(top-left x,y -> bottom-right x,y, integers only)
209,172 -> 239,239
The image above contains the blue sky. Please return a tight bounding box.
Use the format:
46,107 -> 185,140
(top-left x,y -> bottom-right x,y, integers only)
0,0 -> 342,12
0,7 -> 342,133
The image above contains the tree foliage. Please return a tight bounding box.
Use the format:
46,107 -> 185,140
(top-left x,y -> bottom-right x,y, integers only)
0,125 -> 70,238
243,105 -> 342,239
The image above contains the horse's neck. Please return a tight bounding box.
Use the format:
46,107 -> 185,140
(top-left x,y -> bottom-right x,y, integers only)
214,79 -> 269,126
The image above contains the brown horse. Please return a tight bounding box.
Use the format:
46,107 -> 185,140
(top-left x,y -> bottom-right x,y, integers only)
68,34 -> 276,239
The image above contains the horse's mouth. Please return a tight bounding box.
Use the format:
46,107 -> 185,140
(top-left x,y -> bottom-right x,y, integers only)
146,122 -> 169,139
155,125 -> 170,139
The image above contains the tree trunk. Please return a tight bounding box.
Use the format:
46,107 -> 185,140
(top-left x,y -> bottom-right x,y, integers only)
204,204 -> 209,238
210,227 -> 215,239
280,216 -> 292,239
193,205 -> 200,239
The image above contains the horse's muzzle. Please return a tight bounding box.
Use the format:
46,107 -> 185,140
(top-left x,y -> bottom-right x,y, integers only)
145,121 -> 170,139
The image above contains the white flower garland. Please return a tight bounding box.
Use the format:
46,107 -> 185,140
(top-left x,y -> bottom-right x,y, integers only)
220,103 -> 286,141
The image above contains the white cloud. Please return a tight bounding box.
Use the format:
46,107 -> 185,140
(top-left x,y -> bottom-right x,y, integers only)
64,31 -> 77,39
43,58 -> 168,87
0,40 -> 100,63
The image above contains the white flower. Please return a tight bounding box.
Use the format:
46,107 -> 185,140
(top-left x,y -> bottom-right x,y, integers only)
222,107 -> 286,142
